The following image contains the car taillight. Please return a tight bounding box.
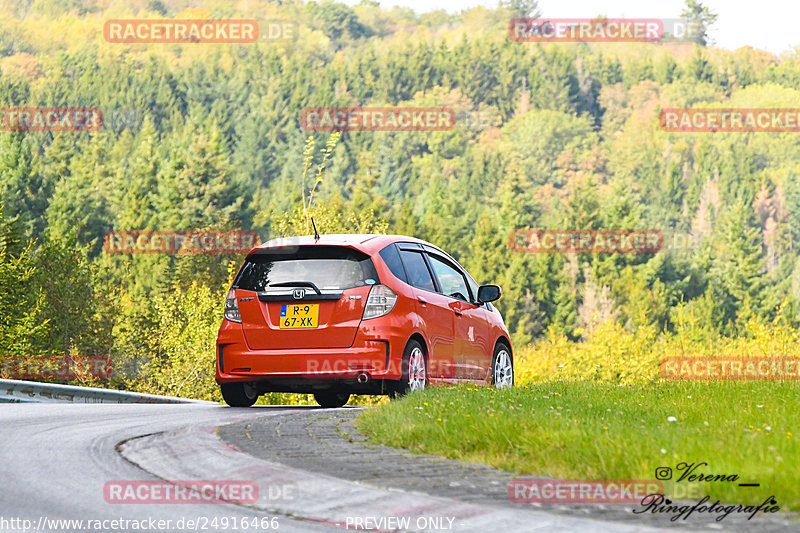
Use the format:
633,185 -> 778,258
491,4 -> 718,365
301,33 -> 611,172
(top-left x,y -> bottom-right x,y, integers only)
224,288 -> 241,323
362,284 -> 397,320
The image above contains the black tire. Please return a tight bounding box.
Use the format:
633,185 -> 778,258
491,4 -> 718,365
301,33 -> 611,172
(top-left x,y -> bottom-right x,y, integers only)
491,343 -> 514,388
220,382 -> 259,407
391,339 -> 427,398
313,391 -> 350,408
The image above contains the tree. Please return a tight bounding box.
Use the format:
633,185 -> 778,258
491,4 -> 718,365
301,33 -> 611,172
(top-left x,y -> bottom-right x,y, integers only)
680,0 -> 718,46
0,132 -> 48,237
44,136 -> 114,253
310,1 -> 374,46
31,235 -> 113,357
500,0 -> 540,19
0,207 -> 46,354
153,122 -> 250,231
706,203 -> 766,331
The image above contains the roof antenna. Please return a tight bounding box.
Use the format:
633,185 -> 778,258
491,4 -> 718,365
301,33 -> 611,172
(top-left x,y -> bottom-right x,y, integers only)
311,217 -> 320,242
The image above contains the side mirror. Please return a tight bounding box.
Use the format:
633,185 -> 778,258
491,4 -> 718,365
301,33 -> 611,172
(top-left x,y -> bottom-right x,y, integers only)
477,284 -> 501,303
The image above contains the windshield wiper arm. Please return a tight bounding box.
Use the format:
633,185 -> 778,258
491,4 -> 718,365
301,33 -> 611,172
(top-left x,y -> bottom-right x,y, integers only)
268,281 -> 322,294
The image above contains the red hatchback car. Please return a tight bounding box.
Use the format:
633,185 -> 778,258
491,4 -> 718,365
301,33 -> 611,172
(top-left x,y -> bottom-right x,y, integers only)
216,234 -> 514,407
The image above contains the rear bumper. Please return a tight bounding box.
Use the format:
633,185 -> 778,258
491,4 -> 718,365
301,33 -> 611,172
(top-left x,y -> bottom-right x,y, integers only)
215,318 -> 408,388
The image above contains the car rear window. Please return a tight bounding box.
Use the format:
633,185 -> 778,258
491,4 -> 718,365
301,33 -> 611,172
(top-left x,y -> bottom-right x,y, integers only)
234,246 -> 379,291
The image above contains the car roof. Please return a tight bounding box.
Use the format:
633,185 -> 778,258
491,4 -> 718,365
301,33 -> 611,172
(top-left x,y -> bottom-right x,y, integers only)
253,233 -> 473,282
256,234 -> 436,255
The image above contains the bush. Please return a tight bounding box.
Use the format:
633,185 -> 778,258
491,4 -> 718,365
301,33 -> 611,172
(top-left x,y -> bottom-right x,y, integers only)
516,307 -> 800,385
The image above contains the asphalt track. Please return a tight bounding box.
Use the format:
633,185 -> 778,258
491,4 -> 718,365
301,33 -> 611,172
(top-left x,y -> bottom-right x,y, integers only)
0,404 -> 794,532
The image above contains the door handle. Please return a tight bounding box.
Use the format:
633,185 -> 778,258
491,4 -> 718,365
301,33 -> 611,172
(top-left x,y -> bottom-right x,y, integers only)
417,297 -> 428,306
453,309 -> 463,316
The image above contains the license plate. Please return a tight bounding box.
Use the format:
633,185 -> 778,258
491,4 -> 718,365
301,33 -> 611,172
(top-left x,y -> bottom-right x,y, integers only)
279,304 -> 319,329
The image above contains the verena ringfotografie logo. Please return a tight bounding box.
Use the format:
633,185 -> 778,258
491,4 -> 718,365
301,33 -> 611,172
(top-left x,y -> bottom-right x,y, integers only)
104,19 -> 258,43
103,230 -> 259,254
661,109 -> 800,132
661,357 -> 800,380
509,479 -> 663,503
104,481 -> 258,504
509,230 -> 663,253
1,355 -> 111,380
300,107 -> 456,132
0,107 -> 102,131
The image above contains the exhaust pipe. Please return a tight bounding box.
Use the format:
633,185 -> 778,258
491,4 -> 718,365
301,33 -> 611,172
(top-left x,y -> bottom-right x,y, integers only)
356,372 -> 370,384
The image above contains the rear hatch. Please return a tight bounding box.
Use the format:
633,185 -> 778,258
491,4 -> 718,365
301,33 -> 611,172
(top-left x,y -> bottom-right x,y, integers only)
233,245 -> 379,350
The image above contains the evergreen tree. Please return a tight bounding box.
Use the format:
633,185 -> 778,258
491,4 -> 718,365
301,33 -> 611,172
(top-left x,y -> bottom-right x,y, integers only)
680,0 -> 718,46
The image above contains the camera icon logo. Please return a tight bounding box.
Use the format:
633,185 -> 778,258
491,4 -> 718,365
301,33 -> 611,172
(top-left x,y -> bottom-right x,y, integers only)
655,467 -> 673,480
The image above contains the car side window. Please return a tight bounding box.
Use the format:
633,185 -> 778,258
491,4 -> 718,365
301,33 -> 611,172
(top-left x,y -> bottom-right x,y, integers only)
398,250 -> 436,291
427,254 -> 470,302
465,273 -> 480,305
378,244 -> 407,283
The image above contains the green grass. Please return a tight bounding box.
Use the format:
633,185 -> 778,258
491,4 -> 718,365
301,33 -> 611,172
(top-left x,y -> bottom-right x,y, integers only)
356,382 -> 800,511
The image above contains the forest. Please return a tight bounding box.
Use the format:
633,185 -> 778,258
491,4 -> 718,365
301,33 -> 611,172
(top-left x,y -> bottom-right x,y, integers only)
2,0 -> 800,400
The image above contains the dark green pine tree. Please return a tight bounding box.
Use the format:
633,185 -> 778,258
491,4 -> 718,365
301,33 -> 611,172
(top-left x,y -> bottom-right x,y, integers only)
550,275 -> 579,340
117,117 -> 160,230
103,117 -> 171,298
0,206 -> 47,354
0,131 -> 49,237
782,172 -> 800,248
153,121 -> 250,231
707,202 -> 766,330
44,134 -> 114,252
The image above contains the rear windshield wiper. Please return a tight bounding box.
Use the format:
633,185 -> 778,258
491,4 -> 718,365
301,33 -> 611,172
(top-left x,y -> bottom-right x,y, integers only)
268,281 -> 322,294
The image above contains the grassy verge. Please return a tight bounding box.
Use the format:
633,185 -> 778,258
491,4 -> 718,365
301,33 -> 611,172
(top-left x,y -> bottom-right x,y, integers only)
356,382 -> 800,511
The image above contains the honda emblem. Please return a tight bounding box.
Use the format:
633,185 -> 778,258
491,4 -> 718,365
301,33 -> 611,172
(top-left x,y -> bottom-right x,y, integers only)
292,288 -> 305,299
